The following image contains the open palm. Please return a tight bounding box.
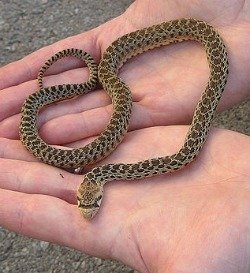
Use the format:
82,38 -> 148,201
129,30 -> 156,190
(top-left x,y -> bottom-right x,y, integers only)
0,127 -> 249,272
0,0 -> 249,272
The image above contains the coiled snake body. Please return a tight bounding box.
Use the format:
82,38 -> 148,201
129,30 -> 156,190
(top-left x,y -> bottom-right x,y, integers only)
19,18 -> 229,219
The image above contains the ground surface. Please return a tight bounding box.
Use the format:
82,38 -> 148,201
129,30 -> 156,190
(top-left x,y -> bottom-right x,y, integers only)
0,0 -> 249,272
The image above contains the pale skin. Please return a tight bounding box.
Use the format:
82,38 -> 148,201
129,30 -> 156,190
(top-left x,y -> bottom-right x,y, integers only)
0,0 -> 250,272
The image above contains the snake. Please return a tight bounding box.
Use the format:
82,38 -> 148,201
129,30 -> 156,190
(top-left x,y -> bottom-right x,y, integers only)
19,18 -> 229,219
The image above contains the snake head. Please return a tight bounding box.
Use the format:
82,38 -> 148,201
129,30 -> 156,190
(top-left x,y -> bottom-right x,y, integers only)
77,177 -> 104,220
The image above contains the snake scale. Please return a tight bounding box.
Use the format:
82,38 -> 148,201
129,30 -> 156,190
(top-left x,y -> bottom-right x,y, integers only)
19,18 -> 229,219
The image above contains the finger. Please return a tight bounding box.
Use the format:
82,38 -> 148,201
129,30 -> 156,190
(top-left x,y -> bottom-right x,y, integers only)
0,138 -> 36,162
0,30 -> 101,90
0,98 -> 156,144
0,101 -> 112,142
0,189 -> 92,251
0,137 -> 94,162
0,80 -> 36,123
0,157 -> 79,203
0,92 -> 112,142
0,66 -> 108,122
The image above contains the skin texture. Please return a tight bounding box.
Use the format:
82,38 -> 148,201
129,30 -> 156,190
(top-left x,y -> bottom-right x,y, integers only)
0,0 -> 250,272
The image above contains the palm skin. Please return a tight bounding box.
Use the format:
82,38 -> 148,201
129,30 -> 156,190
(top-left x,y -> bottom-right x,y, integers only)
0,0 -> 250,272
0,127 -> 249,272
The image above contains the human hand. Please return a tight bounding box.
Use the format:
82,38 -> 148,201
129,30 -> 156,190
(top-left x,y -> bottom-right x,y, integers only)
0,0 -> 249,145
1,1 -> 250,271
0,126 -> 249,272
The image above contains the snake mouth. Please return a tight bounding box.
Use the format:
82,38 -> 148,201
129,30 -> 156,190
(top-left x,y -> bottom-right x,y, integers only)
77,196 -> 102,219
78,207 -> 99,220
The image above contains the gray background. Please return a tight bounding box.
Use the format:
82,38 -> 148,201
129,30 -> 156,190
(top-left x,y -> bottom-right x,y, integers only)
0,0 -> 249,272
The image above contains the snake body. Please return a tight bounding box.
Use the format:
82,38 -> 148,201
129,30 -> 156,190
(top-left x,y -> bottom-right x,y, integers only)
19,18 -> 229,219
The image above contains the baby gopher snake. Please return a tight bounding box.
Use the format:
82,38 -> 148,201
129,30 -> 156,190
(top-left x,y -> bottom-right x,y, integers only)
19,18 -> 229,219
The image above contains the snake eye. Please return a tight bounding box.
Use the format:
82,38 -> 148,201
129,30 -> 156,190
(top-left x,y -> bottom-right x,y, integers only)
93,202 -> 100,208
97,195 -> 102,201
95,195 -> 103,207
